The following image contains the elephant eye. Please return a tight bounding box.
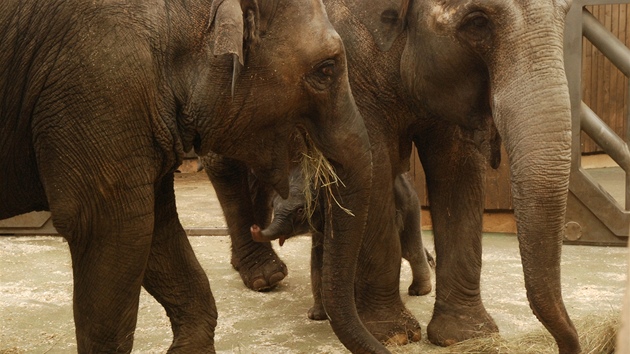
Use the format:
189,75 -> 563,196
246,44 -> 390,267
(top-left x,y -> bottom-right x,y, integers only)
458,11 -> 493,51
317,59 -> 336,77
468,13 -> 489,28
296,207 -> 305,216
307,59 -> 338,90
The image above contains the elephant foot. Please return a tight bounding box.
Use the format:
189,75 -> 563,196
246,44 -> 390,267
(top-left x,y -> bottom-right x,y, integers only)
406,257 -> 433,296
427,299 -> 498,346
408,279 -> 432,296
360,307 -> 422,346
307,303 -> 327,320
230,245 -> 287,291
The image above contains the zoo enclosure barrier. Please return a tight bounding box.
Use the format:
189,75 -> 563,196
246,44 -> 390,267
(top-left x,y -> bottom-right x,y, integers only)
564,0 -> 630,245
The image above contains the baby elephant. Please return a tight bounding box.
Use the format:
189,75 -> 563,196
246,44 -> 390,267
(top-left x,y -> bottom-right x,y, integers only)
252,169 -> 434,320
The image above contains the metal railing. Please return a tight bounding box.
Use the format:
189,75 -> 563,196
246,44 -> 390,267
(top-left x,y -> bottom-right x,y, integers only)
564,1 -> 630,245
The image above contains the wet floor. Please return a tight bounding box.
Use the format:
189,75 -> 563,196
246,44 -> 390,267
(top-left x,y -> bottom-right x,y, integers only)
0,171 -> 627,353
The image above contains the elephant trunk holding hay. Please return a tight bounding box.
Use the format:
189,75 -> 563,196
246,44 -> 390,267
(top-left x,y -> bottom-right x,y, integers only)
0,0 -> 378,352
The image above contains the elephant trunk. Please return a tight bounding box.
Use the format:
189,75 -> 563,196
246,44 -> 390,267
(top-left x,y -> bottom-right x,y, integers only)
250,214 -> 292,245
250,224 -> 278,242
491,30 -> 580,353
307,86 -> 385,352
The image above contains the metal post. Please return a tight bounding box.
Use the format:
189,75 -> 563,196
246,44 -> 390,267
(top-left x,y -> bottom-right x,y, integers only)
582,8 -> 630,77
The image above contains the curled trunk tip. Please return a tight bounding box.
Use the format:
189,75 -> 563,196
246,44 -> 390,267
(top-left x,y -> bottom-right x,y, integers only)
250,224 -> 269,243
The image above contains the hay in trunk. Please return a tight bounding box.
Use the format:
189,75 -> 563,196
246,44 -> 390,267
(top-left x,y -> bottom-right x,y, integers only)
298,132 -> 353,232
412,312 -> 619,354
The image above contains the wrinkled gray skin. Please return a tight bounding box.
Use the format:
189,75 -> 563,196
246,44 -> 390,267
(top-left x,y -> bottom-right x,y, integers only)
0,0 -> 374,352
251,170 -> 435,317
212,0 -> 581,352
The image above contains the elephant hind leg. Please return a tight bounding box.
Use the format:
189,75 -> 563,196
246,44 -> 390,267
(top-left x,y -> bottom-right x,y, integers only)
142,175 -> 217,353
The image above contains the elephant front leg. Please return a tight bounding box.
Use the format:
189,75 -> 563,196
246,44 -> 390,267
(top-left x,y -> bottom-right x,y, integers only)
416,126 -> 498,347
68,232 -> 150,353
142,175 -> 217,353
201,153 -> 287,291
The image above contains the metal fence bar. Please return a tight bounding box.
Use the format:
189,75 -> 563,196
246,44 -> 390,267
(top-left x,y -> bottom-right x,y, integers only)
580,102 -> 630,173
562,1 -> 630,244
582,8 -> 630,77
580,5 -> 630,213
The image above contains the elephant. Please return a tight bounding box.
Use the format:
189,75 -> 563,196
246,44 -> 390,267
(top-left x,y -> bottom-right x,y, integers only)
323,0 -> 580,352
210,0 -> 583,352
0,0 -> 374,352
250,168 -> 435,311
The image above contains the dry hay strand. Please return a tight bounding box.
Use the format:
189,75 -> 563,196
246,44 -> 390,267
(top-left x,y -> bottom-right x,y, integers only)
298,132 -> 353,231
431,312 -> 619,354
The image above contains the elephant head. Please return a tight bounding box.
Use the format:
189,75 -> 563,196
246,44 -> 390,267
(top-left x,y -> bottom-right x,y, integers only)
251,166 -> 324,245
192,0 -> 371,198
341,0 -> 579,352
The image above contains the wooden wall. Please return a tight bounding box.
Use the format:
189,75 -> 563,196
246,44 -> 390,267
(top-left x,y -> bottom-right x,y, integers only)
581,4 -> 630,153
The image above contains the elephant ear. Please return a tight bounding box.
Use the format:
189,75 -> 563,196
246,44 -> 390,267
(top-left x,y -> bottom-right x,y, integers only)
208,0 -> 245,66
208,0 -> 259,94
345,0 -> 409,52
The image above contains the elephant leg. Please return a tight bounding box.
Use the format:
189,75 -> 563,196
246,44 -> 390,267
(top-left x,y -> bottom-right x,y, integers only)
142,174 -> 217,353
416,125 -> 498,347
202,153 -> 287,291
66,227 -> 152,353
351,156 -> 422,345
68,236 -> 150,352
308,232 -> 326,320
354,216 -> 422,345
36,133 -> 159,352
399,207 -> 432,296
45,180 -> 153,352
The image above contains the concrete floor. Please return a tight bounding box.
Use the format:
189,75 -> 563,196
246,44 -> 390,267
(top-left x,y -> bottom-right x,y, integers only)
0,170 -> 628,353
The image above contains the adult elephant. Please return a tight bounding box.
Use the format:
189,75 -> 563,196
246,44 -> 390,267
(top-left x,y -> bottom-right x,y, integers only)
324,0 -> 580,352
0,0 -> 374,352
215,0 -> 581,353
